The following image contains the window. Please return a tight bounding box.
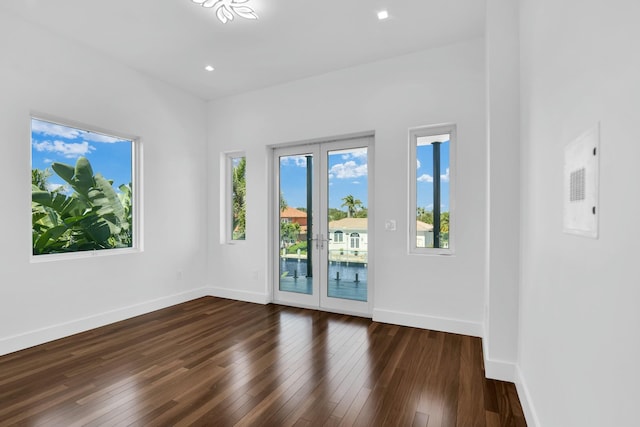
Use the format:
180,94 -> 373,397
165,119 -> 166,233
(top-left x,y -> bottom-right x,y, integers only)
31,116 -> 139,258
334,230 -> 344,243
350,232 -> 360,249
229,154 -> 246,241
409,123 -> 456,255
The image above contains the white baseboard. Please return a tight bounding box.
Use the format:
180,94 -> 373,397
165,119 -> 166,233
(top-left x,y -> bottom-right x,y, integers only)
515,365 -> 541,427
484,357 -> 517,382
372,308 -> 483,337
207,286 -> 270,305
0,287 -> 211,357
481,339 -> 517,382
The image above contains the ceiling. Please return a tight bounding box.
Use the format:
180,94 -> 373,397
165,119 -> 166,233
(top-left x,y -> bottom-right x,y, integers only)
1,0 -> 485,101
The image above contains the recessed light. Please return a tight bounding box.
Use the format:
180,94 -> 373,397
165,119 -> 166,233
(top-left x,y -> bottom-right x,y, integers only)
377,10 -> 389,20
205,65 -> 215,72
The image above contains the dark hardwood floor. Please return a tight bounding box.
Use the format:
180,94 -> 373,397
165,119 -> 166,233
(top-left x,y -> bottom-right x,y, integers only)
0,297 -> 526,426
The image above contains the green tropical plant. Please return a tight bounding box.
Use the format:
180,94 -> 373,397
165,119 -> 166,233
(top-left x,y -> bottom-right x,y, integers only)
232,157 -> 246,240
440,212 -> 450,233
280,221 -> 300,245
328,208 -> 347,222
354,207 -> 368,218
32,168 -> 51,191
286,241 -> 307,255
417,207 -> 433,225
417,207 -> 450,233
31,157 -> 132,255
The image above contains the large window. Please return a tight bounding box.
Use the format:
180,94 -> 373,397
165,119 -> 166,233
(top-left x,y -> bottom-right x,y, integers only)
31,116 -> 139,258
409,124 -> 456,255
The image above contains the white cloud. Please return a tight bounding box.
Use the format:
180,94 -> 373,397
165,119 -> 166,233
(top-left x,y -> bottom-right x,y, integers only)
32,119 -> 126,143
417,174 -> 433,183
281,155 -> 309,167
32,140 -> 95,159
417,159 -> 421,169
46,183 -> 68,193
83,132 -> 124,144
32,120 -> 82,139
351,148 -> 367,159
417,168 -> 449,183
352,181 -> 360,184
339,148 -> 367,161
329,161 -> 367,179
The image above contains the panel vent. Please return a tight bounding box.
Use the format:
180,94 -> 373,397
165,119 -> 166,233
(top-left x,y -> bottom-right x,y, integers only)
569,167 -> 586,202
563,124 -> 599,239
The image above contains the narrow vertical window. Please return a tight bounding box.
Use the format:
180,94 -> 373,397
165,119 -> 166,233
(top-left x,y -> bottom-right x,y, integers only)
230,155 -> 246,241
31,116 -> 139,258
409,124 -> 455,255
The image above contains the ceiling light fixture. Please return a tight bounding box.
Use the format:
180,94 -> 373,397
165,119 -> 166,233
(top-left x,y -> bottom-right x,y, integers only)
377,10 -> 389,20
205,65 -> 215,71
191,0 -> 259,24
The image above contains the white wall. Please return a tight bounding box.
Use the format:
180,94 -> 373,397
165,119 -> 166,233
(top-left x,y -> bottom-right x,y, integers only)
484,0 -> 521,380
519,0 -> 640,425
207,39 -> 487,335
0,11 -> 209,355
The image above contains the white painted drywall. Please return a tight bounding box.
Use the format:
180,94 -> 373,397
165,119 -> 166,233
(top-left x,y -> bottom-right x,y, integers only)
207,39 -> 487,333
483,0 -> 521,379
519,0 -> 640,425
0,11 -> 209,355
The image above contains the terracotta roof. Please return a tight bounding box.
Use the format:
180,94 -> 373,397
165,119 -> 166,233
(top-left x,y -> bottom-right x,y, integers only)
280,207 -> 307,218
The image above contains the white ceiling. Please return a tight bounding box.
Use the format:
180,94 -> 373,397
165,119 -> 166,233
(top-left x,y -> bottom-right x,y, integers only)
1,0 -> 485,101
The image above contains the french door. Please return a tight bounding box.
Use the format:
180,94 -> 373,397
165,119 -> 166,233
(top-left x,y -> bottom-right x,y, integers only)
273,136 -> 372,316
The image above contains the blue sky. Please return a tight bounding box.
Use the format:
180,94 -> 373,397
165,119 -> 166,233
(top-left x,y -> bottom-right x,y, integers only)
279,141 -> 450,213
31,118 -> 132,193
416,139 -> 450,212
280,148 -> 368,211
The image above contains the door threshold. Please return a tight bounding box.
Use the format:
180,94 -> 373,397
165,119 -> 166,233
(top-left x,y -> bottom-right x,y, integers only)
271,299 -> 372,319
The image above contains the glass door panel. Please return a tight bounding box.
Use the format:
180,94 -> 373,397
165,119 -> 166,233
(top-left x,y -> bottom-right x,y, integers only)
325,147 -> 368,302
319,140 -> 370,315
274,146 -> 320,307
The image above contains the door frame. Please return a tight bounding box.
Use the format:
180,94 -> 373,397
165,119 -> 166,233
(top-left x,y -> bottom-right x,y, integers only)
269,132 -> 375,317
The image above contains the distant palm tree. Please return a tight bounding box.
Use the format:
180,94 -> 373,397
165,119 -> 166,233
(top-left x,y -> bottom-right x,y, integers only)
341,195 -> 363,218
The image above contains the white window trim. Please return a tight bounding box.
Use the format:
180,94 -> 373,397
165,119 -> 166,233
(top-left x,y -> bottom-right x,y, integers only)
29,113 -> 143,263
221,151 -> 246,244
408,123 -> 456,256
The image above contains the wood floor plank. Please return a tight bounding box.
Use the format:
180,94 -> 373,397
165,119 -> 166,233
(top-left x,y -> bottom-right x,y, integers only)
0,297 -> 526,426
456,335 -> 486,426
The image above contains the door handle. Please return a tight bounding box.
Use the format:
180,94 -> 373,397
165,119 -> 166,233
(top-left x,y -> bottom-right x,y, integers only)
312,234 -> 330,250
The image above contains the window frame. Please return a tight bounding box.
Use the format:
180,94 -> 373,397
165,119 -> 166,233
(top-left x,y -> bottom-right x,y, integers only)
350,232 -> 360,249
30,114 -> 142,262
224,152 -> 246,243
408,123 -> 456,256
